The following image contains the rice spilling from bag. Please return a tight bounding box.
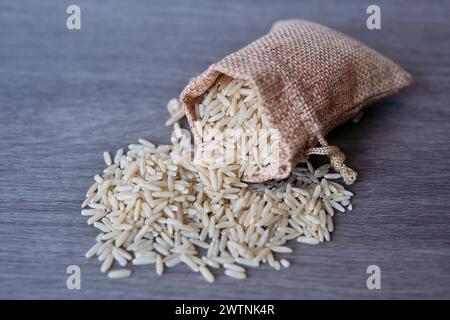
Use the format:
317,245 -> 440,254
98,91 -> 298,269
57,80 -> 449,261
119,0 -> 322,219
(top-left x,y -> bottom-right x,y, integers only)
82,75 -> 354,282
191,75 -> 281,180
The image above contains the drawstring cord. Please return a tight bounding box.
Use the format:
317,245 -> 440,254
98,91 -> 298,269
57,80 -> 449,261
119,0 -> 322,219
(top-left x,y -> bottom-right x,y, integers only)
306,134 -> 357,185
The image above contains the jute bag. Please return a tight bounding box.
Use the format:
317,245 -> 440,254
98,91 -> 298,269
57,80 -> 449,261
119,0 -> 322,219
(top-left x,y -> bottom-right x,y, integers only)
180,20 -> 412,184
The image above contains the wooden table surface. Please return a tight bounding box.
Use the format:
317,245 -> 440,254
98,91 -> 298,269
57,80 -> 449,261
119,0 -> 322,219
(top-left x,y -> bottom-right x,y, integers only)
1,0 -> 449,299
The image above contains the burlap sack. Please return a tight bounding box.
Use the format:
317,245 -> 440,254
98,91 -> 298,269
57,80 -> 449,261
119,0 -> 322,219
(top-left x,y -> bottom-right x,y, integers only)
180,20 -> 412,185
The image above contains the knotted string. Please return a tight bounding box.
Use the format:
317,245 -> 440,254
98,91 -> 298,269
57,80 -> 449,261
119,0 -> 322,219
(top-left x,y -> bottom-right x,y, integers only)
306,135 -> 357,185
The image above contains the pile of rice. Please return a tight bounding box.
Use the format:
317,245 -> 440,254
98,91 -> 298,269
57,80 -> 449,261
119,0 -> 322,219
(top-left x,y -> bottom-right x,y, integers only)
82,76 -> 354,282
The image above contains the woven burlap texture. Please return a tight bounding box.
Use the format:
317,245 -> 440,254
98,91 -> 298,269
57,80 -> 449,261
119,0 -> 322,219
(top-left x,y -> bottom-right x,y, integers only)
180,20 -> 412,184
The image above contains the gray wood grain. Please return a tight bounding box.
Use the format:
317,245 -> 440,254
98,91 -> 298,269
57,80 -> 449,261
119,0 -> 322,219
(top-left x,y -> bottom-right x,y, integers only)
1,0 -> 449,299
